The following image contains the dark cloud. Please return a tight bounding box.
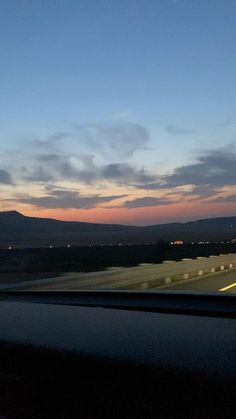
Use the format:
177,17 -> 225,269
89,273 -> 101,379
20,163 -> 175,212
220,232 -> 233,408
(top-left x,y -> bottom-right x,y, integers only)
19,138 -> 236,205
25,154 -> 156,187
24,167 -> 55,182
133,147 -> 236,199
123,196 -> 174,208
180,185 -> 223,200
24,145 -> 236,196
25,154 -> 97,184
16,120 -> 153,187
101,163 -> 155,185
161,147 -> 236,189
13,188 -> 126,209
0,169 -> 13,184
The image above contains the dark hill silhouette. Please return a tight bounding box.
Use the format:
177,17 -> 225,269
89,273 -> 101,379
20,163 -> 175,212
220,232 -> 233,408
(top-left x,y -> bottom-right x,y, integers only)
0,211 -> 235,247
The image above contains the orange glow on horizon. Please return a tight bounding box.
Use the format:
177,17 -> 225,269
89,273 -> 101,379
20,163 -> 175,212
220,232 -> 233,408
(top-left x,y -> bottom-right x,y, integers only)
8,201 -> 236,226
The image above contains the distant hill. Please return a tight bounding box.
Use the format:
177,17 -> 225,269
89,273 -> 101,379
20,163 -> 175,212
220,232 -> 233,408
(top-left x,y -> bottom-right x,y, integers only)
0,211 -> 235,248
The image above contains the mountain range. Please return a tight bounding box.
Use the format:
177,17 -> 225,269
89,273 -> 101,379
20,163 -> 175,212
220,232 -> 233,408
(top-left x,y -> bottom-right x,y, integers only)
0,211 -> 235,248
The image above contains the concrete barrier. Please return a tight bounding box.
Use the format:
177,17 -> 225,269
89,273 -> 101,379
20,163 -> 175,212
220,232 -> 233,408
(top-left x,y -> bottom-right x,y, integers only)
11,252 -> 235,291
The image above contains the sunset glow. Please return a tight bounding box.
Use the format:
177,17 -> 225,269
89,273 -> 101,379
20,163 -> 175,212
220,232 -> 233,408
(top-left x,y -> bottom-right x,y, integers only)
0,0 -> 235,225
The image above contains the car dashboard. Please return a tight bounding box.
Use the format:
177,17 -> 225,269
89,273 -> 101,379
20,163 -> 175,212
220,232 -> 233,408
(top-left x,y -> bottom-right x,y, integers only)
0,291 -> 235,418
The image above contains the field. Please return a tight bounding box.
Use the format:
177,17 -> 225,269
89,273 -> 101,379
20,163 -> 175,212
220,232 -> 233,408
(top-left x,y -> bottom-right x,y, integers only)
0,242 -> 236,284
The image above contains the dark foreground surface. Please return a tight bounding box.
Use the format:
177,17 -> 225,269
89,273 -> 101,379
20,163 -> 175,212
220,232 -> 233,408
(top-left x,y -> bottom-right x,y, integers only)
0,291 -> 236,418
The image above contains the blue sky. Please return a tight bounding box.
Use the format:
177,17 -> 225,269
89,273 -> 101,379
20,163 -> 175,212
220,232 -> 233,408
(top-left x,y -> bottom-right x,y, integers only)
0,0 -> 236,224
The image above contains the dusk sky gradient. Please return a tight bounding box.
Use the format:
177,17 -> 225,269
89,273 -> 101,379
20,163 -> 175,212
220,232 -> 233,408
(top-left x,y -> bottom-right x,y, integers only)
0,0 -> 236,225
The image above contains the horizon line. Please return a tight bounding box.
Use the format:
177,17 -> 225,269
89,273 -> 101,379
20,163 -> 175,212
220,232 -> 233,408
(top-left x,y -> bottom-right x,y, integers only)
0,210 -> 235,228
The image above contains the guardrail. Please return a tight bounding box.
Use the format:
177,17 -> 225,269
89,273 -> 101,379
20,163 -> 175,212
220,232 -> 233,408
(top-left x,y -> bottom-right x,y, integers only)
120,253 -> 236,290
14,252 -> 236,291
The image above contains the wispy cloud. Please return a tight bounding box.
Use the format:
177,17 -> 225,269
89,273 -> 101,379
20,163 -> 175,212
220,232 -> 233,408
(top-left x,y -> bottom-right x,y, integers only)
10,188 -> 126,209
3,121 -> 236,213
165,124 -> 191,135
213,116 -> 233,128
74,121 -> 150,159
39,121 -> 150,161
123,196 -> 174,208
24,154 -> 156,187
208,194 -> 236,204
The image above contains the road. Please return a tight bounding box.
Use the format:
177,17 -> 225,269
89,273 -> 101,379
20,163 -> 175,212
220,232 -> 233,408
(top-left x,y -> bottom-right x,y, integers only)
164,269 -> 236,293
10,267 -> 236,294
1,254 -> 235,293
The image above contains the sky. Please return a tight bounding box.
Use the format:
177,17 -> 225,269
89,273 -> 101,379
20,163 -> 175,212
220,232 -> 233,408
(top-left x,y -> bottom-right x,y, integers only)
0,0 -> 236,225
